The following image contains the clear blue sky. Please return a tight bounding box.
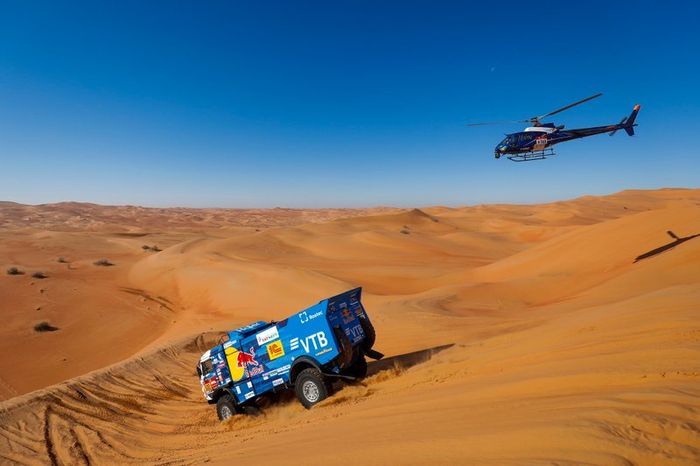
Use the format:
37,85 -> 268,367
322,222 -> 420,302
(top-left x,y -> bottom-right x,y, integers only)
1,1 -> 698,207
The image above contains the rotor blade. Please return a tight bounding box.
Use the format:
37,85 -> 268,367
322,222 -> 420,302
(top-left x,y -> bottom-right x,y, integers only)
534,93 -> 603,121
465,120 -> 523,127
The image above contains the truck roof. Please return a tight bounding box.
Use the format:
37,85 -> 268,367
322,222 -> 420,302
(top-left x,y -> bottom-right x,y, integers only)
199,287 -> 364,362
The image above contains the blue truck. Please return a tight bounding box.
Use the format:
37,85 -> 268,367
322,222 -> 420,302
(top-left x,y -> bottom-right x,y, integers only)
196,287 -> 382,420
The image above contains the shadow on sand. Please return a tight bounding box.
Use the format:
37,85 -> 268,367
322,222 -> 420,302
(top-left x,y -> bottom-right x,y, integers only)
634,230 -> 700,263
367,343 -> 454,376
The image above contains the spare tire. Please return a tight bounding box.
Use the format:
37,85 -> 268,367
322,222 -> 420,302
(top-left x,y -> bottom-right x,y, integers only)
343,350 -> 368,379
359,316 -> 375,352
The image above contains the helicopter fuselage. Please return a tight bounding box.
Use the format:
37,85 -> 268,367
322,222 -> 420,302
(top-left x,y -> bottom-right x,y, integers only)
494,104 -> 640,161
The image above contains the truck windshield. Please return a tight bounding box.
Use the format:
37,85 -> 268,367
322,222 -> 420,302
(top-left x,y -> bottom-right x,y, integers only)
200,359 -> 213,375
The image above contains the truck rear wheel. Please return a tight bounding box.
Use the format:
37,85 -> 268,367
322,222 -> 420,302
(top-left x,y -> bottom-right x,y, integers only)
295,368 -> 328,409
216,393 -> 237,421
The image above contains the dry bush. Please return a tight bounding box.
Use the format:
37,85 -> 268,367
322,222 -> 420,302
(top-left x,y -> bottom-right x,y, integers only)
34,321 -> 59,332
6,267 -> 24,275
32,271 -> 48,279
94,259 -> 114,266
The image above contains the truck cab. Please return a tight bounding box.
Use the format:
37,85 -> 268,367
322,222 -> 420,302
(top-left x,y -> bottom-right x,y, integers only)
197,287 -> 380,420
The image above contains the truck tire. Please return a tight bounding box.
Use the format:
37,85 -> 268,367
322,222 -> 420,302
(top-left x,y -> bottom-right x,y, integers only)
359,316 -> 376,352
344,351 -> 368,379
295,367 -> 328,409
216,393 -> 237,421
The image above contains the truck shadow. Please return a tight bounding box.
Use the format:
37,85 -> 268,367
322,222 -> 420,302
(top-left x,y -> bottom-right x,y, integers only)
367,343 -> 454,376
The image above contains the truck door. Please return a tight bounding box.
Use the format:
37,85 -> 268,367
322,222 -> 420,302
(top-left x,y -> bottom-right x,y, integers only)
241,324 -> 292,397
222,340 -> 256,404
238,333 -> 275,397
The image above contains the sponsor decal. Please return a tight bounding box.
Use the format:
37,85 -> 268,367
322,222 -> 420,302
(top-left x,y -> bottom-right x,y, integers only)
315,347 -> 333,357
237,347 -> 259,367
267,340 -> 285,360
299,310 -> 323,324
256,326 -> 280,346
341,307 -> 355,324
225,346 -> 262,382
290,332 -> 329,353
262,364 -> 291,380
346,324 -> 363,340
247,366 -> 264,377
272,378 -> 284,387
245,392 -> 255,400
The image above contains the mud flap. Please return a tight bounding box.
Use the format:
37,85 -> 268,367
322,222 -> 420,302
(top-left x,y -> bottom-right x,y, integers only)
365,348 -> 384,360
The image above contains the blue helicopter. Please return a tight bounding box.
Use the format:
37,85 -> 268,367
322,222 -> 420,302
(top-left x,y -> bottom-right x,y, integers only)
467,93 -> 640,162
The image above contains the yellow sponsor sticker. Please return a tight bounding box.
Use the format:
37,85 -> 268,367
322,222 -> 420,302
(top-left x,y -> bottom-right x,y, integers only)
266,340 -> 285,360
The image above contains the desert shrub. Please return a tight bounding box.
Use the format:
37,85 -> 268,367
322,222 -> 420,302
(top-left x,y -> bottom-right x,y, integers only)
31,272 -> 48,279
6,267 -> 24,275
151,245 -> 162,252
57,257 -> 68,263
400,228 -> 411,235
94,259 -> 114,266
34,321 -> 59,332
142,245 -> 151,251
142,245 -> 162,252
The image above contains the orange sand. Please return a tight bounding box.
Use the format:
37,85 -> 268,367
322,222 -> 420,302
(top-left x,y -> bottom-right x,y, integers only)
1,188 -> 699,465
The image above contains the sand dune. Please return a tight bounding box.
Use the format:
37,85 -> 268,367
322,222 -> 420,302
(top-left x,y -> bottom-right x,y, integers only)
1,188 -> 699,464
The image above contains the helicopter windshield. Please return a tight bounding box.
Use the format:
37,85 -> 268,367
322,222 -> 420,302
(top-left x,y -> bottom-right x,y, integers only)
501,135 -> 515,145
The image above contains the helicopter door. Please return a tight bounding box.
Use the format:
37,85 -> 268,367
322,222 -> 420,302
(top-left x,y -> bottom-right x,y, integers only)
533,134 -> 548,151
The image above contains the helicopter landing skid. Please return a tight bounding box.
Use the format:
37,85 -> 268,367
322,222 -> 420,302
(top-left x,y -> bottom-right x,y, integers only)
507,148 -> 556,162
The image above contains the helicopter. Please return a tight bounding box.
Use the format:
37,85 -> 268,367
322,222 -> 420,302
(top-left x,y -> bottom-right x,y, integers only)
466,93 -> 640,162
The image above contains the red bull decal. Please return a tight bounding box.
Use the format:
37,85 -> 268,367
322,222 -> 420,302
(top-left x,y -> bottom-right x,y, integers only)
236,347 -> 264,378
237,347 -> 259,368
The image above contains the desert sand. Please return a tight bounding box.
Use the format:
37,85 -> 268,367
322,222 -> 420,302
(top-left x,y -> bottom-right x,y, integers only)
0,188 -> 699,465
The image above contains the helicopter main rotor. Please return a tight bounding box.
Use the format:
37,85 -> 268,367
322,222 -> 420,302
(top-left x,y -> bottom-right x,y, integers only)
466,92 -> 603,127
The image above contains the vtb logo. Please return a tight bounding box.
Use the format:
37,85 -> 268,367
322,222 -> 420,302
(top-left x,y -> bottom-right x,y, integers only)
290,332 -> 328,353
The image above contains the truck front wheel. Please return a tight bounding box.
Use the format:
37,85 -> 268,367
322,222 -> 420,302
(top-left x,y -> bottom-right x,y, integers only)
216,393 -> 237,421
295,368 -> 328,409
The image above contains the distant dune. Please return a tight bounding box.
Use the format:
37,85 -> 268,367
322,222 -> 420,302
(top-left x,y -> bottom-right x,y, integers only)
1,188 -> 699,465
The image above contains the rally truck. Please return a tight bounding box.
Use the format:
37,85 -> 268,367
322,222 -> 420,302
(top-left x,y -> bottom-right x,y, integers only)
196,287 -> 382,420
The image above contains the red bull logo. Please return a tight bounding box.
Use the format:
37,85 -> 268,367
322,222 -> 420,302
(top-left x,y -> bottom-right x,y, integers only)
236,347 -> 259,368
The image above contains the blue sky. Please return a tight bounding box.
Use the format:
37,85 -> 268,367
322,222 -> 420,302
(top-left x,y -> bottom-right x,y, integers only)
1,1 -> 698,207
